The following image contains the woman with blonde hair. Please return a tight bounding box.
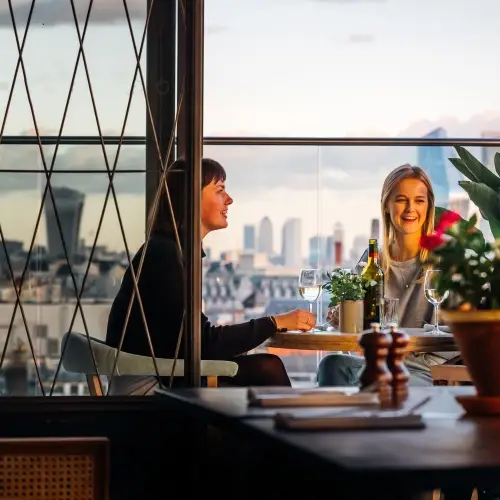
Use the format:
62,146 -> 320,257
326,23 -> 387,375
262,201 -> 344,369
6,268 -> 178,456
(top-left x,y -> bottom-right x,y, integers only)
317,164 -> 459,387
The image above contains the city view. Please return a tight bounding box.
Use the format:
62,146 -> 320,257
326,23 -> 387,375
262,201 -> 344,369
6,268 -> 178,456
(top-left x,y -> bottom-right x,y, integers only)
1,0 -> 500,395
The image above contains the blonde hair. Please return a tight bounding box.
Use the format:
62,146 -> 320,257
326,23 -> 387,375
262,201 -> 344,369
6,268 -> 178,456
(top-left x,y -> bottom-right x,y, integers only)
380,164 -> 435,279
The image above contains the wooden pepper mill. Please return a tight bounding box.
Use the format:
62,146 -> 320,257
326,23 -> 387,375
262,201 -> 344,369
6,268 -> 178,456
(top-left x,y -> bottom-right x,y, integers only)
359,322 -> 393,393
387,323 -> 410,406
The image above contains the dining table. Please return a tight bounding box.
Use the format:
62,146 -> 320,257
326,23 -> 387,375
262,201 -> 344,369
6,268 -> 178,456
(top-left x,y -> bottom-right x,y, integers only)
264,327 -> 458,354
155,384 -> 500,499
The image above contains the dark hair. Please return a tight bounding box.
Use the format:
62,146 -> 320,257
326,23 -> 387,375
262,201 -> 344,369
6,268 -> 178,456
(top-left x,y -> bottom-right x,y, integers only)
148,157 -> 226,236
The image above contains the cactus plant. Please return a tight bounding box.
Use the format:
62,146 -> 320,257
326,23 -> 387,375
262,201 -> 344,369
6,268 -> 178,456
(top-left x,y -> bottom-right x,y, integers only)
448,145 -> 500,238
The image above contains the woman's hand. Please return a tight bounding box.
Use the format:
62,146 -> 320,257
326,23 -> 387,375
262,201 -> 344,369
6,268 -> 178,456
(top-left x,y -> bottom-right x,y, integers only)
274,309 -> 316,332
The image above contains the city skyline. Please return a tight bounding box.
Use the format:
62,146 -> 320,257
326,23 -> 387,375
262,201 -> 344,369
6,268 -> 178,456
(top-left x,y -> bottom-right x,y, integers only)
1,132 -> 497,261
2,0 -> 500,258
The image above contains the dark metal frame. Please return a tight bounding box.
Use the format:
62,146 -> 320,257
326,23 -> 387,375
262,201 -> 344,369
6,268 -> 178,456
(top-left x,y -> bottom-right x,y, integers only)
179,0 -> 204,386
145,0 -> 176,221
2,0 -> 500,394
3,136 -> 500,147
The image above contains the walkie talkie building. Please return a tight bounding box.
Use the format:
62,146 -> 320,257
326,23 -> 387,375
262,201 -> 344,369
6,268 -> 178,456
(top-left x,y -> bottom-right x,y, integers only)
45,187 -> 85,263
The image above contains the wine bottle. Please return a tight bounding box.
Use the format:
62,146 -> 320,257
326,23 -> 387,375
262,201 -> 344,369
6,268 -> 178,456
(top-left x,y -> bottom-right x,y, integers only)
361,239 -> 384,329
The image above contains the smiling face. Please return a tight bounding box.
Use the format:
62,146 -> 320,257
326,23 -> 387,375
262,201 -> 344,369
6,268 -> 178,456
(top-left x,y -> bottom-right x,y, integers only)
201,179 -> 233,237
386,177 -> 429,236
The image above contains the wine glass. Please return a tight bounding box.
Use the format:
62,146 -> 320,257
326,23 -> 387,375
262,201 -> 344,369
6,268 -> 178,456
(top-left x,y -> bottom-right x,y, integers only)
298,269 -> 322,315
424,270 -> 450,335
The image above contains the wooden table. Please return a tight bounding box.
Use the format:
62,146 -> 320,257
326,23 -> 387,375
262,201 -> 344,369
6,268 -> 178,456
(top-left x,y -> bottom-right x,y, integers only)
156,386 -> 500,498
265,327 -> 458,353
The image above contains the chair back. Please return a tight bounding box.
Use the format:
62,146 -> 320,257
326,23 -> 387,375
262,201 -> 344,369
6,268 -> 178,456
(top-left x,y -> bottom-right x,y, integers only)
61,331 -> 117,376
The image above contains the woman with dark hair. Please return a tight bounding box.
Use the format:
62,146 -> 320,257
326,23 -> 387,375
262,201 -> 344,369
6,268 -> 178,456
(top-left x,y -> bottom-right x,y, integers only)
106,158 -> 315,388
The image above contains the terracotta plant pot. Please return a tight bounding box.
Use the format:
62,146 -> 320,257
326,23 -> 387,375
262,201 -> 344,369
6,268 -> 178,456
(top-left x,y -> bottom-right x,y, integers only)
339,300 -> 364,333
441,309 -> 500,397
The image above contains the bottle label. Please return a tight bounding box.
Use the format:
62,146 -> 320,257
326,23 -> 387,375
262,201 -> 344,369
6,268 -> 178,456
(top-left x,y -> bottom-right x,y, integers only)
363,279 -> 384,329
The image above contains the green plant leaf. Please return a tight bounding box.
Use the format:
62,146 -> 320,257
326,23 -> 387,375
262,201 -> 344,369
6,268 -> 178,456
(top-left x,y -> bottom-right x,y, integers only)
469,213 -> 478,227
495,152 -> 500,177
458,181 -> 500,238
455,145 -> 500,190
490,220 -> 500,239
449,157 -> 479,183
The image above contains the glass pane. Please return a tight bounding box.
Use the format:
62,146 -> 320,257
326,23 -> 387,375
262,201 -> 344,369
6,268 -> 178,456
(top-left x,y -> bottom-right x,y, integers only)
202,143 -> 498,386
205,0 -> 500,137
0,165 -> 146,396
0,143 -> 147,173
0,0 -> 146,136
204,144 -> 325,388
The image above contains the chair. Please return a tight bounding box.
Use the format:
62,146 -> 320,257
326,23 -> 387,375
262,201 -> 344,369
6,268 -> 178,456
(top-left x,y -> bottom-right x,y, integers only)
60,331 -> 238,395
0,437 -> 108,499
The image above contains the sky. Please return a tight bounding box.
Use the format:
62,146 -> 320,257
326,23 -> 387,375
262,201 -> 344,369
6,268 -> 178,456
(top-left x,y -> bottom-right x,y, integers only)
1,0 -> 500,260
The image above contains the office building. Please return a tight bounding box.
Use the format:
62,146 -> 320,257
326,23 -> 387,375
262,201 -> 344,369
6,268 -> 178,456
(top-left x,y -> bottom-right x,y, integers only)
370,218 -> 380,241
481,131 -> 500,172
45,187 -> 85,263
257,216 -> 273,254
281,218 -> 302,268
417,127 -> 463,208
243,225 -> 256,251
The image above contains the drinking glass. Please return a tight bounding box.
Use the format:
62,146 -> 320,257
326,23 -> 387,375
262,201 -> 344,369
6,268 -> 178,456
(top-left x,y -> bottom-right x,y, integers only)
424,270 -> 450,335
381,297 -> 399,328
298,269 -> 322,314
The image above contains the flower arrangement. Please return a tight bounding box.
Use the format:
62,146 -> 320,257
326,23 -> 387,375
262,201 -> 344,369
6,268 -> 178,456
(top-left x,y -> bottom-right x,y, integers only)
420,210 -> 500,310
323,269 -> 366,307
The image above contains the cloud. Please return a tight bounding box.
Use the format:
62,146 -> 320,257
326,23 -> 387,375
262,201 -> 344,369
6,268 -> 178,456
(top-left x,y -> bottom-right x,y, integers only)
311,0 -> 386,3
0,0 -> 145,27
207,142 -> 410,196
206,25 -> 228,35
0,0 -> 229,33
0,142 -> 145,194
2,111 -> 499,196
348,34 -> 375,44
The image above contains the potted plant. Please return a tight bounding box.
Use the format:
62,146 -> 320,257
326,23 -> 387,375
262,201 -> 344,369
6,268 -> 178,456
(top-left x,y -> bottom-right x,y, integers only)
420,209 -> 500,396
323,269 -> 366,333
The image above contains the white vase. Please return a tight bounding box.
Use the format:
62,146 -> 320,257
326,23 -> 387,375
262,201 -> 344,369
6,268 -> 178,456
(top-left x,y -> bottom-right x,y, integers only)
339,300 -> 364,333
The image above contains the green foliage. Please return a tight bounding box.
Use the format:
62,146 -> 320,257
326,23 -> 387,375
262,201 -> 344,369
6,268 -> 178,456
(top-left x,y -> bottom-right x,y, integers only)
422,214 -> 500,310
449,146 -> 500,239
323,268 -> 366,307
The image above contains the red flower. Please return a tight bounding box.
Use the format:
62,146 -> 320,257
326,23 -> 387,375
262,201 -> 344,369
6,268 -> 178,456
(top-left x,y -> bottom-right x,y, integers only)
435,211 -> 461,234
420,233 -> 445,250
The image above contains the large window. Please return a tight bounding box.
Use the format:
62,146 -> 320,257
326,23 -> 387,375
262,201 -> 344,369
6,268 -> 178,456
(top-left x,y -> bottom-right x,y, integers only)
1,1 -> 498,395
0,0 -> 147,135
202,142 -> 497,386
204,0 -> 500,137
0,0 -> 149,396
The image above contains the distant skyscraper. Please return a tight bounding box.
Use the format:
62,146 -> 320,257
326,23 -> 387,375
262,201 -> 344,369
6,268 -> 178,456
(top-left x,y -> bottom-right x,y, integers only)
308,236 -> 327,267
449,193 -> 470,220
333,222 -> 344,266
325,236 -> 334,266
45,187 -> 85,262
258,216 -> 273,254
243,224 -> 256,251
351,234 -> 369,264
417,127 -> 463,208
370,218 -> 380,241
281,218 -> 302,268
481,131 -> 500,172
473,131 -> 499,241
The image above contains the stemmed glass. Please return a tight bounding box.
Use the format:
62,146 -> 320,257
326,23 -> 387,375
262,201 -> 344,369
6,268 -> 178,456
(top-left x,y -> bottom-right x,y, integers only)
424,270 -> 450,335
298,269 -> 322,315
